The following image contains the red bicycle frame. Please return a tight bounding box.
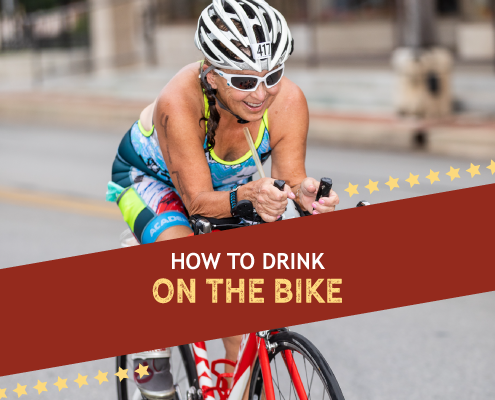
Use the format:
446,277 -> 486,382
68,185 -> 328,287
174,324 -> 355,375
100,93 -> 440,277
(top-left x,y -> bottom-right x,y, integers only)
190,330 -> 308,400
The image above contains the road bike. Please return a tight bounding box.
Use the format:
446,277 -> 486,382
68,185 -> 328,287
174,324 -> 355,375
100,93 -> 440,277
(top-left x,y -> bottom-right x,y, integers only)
117,178 -> 369,400
117,328 -> 345,400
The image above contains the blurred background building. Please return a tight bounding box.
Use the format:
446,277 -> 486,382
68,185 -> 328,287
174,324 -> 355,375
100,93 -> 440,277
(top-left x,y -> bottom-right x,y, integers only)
0,0 -> 494,75
0,0 -> 494,157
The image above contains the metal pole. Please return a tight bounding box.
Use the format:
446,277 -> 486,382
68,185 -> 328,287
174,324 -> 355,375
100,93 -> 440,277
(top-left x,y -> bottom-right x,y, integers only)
397,0 -> 437,50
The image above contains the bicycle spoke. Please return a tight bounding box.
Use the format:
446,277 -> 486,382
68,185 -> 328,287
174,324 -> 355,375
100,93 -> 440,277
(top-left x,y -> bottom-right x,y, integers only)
304,357 -> 316,400
303,358 -> 311,400
309,366 -> 316,399
272,355 -> 285,400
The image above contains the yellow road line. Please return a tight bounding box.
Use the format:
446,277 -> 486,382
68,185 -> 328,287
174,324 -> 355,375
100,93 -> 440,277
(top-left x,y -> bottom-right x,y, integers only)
0,186 -> 122,220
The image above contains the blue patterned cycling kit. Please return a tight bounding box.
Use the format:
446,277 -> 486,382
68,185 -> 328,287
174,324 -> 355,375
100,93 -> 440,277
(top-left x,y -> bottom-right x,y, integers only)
109,95 -> 272,243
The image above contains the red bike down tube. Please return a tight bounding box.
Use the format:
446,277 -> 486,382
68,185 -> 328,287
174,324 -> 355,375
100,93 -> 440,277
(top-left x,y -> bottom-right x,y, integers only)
282,349 -> 309,400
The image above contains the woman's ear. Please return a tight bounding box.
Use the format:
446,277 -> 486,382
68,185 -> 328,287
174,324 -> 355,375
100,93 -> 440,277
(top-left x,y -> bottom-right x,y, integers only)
205,67 -> 218,90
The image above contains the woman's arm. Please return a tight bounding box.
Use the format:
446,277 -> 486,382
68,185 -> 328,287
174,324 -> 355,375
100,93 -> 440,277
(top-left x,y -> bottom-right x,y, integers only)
269,79 -> 339,214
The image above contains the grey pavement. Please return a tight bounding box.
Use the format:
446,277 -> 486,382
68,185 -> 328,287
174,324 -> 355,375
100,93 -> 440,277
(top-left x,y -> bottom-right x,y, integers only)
0,122 -> 494,399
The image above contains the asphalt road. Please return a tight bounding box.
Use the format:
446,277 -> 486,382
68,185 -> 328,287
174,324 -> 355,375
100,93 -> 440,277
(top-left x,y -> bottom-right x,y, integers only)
0,122 -> 494,399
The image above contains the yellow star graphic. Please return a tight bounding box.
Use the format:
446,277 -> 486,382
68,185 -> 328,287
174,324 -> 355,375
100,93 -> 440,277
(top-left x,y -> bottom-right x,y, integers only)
364,179 -> 379,194
13,383 -> 27,398
466,163 -> 481,178
115,367 -> 129,382
53,377 -> 68,392
33,380 -> 48,395
405,173 -> 420,188
344,182 -> 359,197
74,374 -> 88,388
0,388 -> 7,399
487,160 -> 495,175
426,170 -> 440,184
94,370 -> 109,385
135,364 -> 149,379
446,166 -> 460,181
385,176 -> 399,191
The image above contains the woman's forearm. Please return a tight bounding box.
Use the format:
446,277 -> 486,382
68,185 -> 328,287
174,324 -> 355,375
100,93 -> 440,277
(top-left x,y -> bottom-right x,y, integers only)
186,181 -> 258,218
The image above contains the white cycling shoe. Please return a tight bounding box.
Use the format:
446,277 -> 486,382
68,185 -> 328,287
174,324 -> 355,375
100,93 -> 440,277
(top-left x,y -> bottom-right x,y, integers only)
132,349 -> 175,400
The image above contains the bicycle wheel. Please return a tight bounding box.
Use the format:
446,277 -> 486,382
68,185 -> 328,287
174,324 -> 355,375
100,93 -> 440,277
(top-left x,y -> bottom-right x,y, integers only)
249,331 -> 345,400
116,345 -> 199,400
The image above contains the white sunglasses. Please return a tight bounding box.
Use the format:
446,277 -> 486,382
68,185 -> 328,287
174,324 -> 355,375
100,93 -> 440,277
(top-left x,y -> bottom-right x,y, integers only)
213,64 -> 285,92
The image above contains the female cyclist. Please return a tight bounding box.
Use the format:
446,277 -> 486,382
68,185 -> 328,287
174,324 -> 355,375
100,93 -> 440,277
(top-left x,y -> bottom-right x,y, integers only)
108,0 -> 339,398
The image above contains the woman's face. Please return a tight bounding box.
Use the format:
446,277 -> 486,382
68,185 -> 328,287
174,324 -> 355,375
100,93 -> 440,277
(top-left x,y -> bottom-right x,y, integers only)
205,65 -> 282,122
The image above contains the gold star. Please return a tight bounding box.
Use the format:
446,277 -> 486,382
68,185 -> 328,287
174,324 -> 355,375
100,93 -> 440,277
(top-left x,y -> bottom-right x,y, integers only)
54,376 -> 68,392
13,383 -> 27,398
466,163 -> 480,178
33,380 -> 48,395
0,388 -> 7,399
405,173 -> 420,188
94,370 -> 109,385
487,160 -> 495,175
364,179 -> 379,194
135,364 -> 149,379
53,377 -> 68,392
446,166 -> 460,181
426,170 -> 440,184
74,374 -> 88,388
344,182 -> 359,197
385,176 -> 399,191
115,367 -> 129,382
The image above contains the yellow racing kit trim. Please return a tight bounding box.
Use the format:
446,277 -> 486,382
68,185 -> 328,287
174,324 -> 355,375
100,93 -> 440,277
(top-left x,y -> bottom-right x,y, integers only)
117,187 -> 146,232
138,119 -> 154,137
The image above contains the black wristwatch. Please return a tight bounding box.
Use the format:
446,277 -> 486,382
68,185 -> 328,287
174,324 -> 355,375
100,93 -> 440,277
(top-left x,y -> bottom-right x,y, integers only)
229,184 -> 241,216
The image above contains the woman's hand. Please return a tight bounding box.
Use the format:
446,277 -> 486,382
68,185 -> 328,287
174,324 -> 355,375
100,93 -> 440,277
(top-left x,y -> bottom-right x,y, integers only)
248,178 -> 295,222
298,177 -> 339,215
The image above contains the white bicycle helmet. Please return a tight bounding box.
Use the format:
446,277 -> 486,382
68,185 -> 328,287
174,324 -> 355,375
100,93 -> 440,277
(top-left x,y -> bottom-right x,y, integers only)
195,0 -> 294,72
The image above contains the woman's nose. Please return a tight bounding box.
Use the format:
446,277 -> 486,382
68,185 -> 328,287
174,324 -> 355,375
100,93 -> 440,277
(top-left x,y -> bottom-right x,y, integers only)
250,82 -> 267,101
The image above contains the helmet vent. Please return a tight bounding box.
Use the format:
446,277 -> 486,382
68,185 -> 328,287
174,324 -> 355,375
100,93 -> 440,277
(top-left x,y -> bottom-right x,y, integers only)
271,32 -> 282,56
223,2 -> 236,14
199,17 -> 211,35
232,19 -> 248,37
263,13 -> 272,33
241,3 -> 256,19
202,39 -> 220,62
253,24 -> 265,43
211,15 -> 229,32
232,40 -> 252,58
213,39 -> 252,62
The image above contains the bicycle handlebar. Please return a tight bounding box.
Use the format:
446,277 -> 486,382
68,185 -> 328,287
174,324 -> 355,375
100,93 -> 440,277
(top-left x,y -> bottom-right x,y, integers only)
190,178 -> 369,235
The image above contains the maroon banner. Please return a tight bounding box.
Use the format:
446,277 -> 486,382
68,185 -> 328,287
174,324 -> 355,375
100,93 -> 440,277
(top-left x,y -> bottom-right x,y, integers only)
1,184 -> 495,376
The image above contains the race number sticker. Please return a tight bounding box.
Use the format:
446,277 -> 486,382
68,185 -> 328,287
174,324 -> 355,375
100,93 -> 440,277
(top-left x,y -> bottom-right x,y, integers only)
252,42 -> 271,60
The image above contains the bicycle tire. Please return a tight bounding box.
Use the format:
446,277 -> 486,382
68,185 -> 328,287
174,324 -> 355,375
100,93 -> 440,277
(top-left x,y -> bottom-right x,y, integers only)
116,344 -> 199,400
248,331 -> 345,400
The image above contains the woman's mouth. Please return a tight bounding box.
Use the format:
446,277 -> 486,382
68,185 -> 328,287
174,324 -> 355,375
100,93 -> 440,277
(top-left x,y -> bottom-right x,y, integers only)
243,101 -> 264,111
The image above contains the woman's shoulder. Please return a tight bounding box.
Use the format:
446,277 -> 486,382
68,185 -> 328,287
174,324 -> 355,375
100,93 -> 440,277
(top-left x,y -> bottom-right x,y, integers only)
270,77 -> 307,115
268,76 -> 309,139
154,62 -> 205,117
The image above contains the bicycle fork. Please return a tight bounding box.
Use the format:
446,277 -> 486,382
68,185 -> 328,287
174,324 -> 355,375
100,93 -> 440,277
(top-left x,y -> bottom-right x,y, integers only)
190,331 -> 308,400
